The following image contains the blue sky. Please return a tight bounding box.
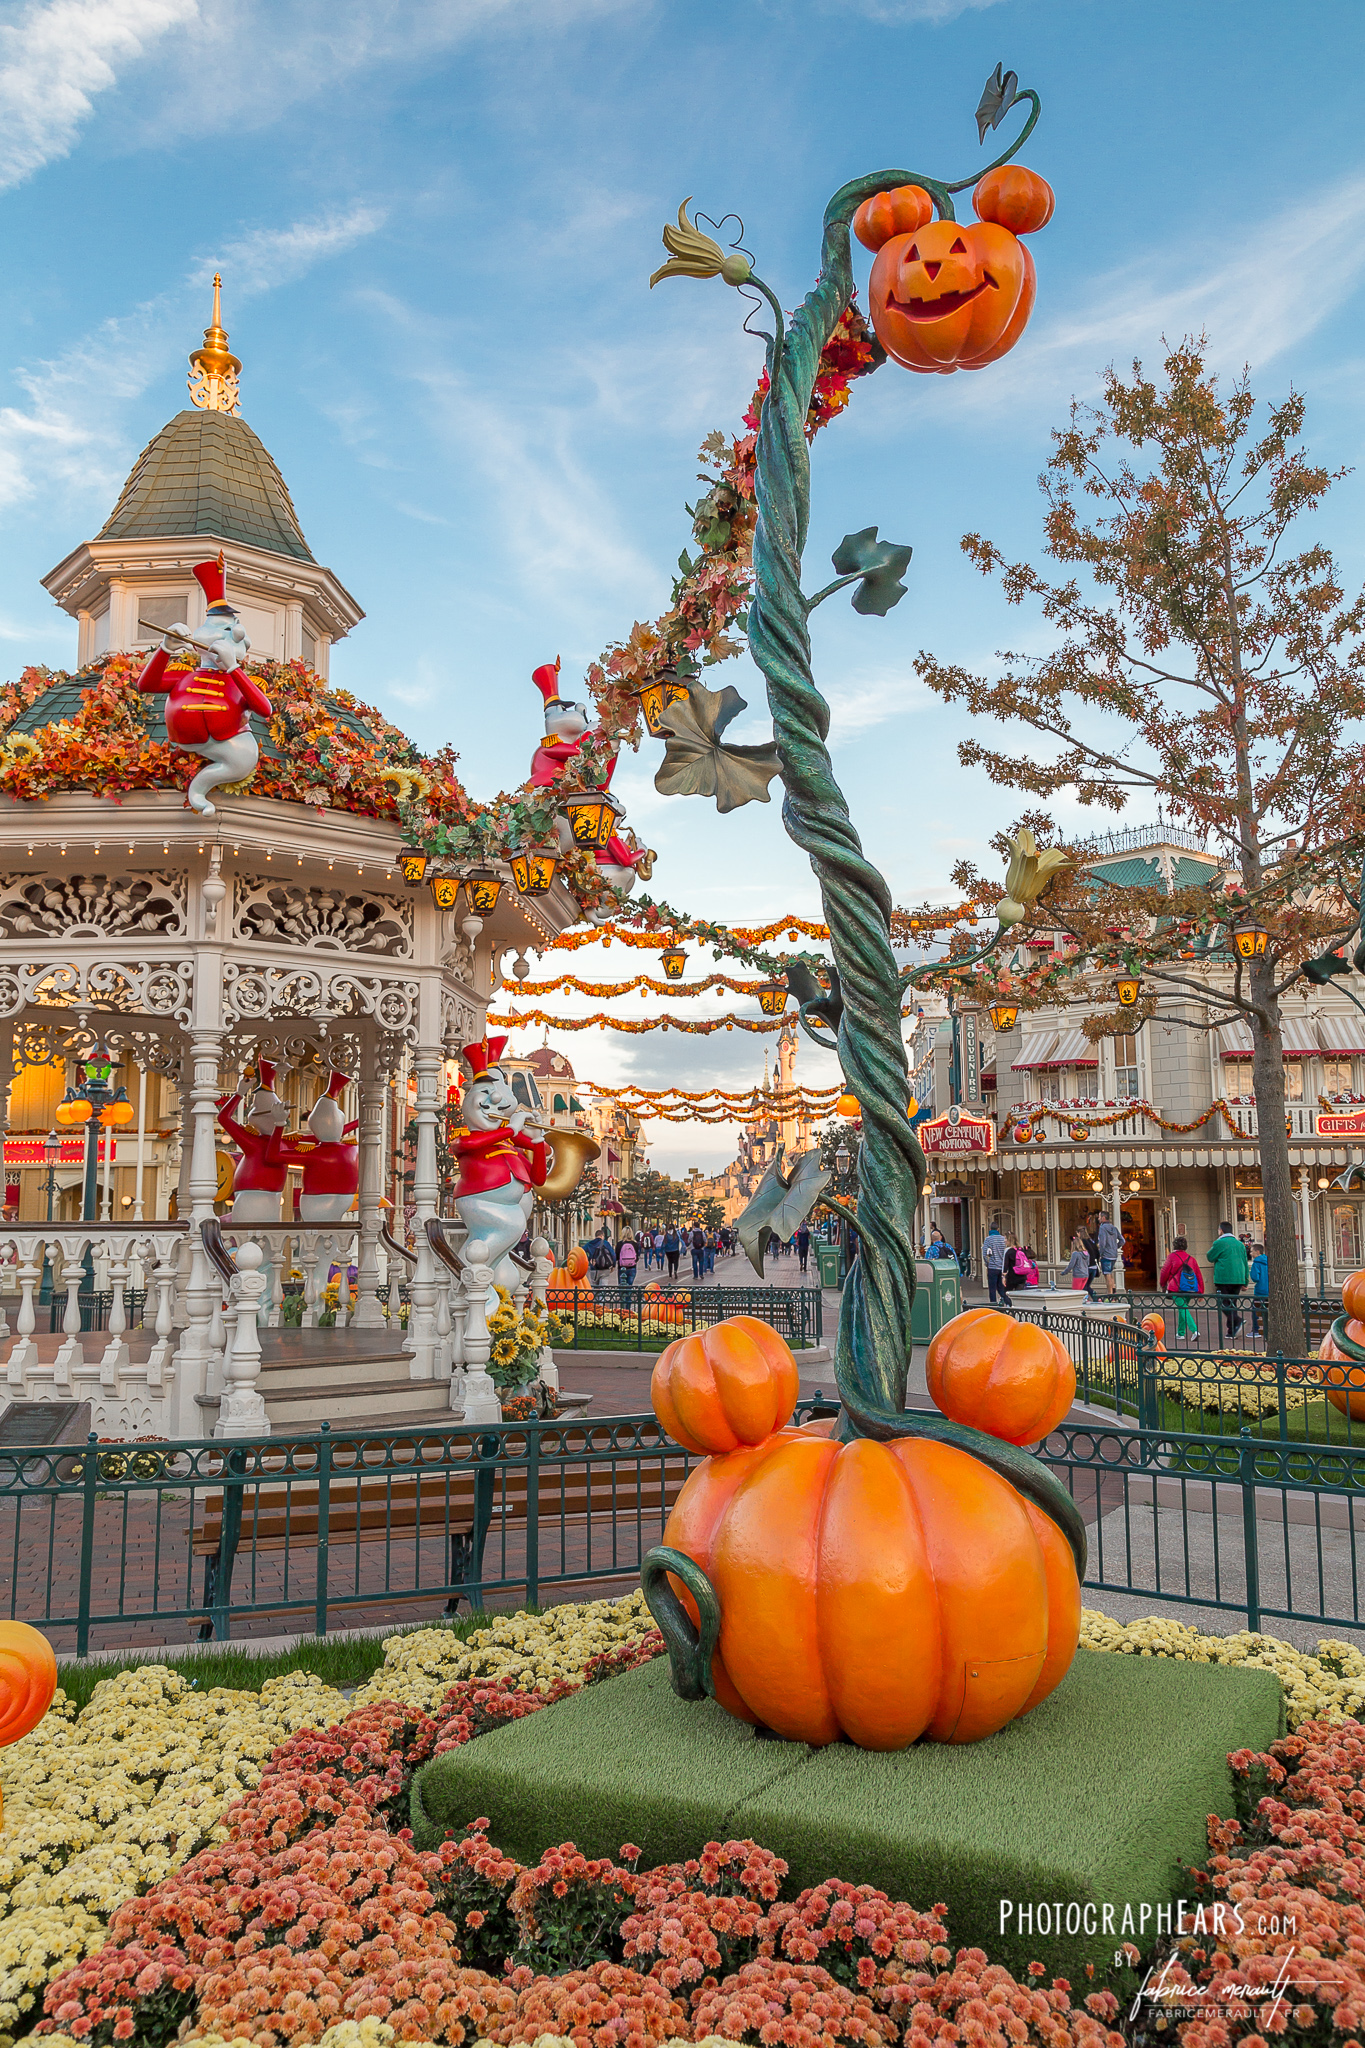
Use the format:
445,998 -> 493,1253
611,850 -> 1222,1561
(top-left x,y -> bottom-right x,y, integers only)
2,0 -> 1365,1174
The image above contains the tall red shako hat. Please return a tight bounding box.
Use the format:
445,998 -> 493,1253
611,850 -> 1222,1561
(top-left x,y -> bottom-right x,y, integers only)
532,657 -> 566,712
192,551 -> 236,618
463,1036 -> 509,1082
320,1069 -> 349,1102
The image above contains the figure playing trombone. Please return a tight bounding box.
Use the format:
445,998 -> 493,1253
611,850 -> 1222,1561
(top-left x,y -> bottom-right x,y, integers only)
135,554 -> 272,815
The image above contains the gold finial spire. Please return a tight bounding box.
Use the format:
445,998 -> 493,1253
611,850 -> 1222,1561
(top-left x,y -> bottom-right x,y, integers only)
188,274 -> 242,415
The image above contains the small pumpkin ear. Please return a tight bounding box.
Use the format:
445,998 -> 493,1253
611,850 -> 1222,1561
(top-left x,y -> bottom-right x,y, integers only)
853,184 -> 934,253
972,164 -> 1055,236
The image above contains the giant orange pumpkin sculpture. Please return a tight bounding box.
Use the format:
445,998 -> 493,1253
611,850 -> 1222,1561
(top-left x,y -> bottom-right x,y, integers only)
1318,1268 -> 1365,1418
643,1308 -> 1082,1750
852,166 -> 1054,375
0,1621 -> 57,1827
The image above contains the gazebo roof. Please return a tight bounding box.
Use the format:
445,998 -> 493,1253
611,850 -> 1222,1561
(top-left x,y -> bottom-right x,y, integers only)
96,410 -> 314,563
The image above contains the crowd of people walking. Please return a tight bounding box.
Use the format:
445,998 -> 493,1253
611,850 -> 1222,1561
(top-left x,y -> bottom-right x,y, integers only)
577,1218 -> 820,1289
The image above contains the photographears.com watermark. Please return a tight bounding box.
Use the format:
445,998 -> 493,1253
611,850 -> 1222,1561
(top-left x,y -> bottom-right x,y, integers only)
998,1899 -> 1298,1942
999,1900 -> 1311,2025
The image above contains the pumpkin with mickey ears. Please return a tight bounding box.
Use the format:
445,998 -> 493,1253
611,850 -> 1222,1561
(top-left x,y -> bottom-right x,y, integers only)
853,168 -> 1053,375
645,1311 -> 1081,1750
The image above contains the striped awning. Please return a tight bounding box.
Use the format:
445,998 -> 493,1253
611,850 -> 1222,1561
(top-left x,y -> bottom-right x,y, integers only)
1320,1014 -> 1365,1057
1220,1015 -> 1320,1059
1011,1028 -> 1097,1070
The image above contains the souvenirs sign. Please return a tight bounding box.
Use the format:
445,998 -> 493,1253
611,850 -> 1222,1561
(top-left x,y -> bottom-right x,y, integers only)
918,1106 -> 996,1158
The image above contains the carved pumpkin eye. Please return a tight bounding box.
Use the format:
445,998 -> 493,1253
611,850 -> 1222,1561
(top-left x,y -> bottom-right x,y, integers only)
951,237 -> 967,255
908,243 -> 919,261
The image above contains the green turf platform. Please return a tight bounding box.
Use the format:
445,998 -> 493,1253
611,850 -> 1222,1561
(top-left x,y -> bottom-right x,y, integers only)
410,1648 -> 1284,1978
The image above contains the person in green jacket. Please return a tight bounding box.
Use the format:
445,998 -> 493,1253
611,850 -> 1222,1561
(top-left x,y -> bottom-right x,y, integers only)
1207,1221 -> 1251,1342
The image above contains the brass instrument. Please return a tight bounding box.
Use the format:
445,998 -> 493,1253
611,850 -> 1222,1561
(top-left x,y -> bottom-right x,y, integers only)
524,1119 -> 600,1202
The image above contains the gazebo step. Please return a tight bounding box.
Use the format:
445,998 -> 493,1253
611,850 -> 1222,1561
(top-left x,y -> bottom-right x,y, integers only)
197,1375 -> 459,1432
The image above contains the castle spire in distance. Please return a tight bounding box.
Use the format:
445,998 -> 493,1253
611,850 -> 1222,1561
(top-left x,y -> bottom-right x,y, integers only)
188,275 -> 242,415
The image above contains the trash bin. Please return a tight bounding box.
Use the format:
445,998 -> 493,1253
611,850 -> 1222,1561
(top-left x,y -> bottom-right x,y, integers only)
816,1242 -> 842,1289
910,1259 -> 962,1343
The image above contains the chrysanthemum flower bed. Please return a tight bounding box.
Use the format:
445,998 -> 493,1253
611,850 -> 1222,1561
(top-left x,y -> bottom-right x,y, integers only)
5,1596 -> 1365,2048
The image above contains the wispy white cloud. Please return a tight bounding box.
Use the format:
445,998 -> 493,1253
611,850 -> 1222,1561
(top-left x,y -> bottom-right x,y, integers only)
907,170 -> 1365,430
0,200 -> 387,515
0,0 -> 198,191
816,0 -> 1004,18
191,206 -> 388,296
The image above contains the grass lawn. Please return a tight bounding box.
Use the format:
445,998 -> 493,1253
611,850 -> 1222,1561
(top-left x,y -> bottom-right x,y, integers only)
409,1646 -> 1284,1981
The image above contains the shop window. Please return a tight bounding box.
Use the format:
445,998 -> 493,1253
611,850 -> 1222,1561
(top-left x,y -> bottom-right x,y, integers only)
1236,1194 -> 1266,1236
1036,1072 -> 1061,1103
1020,1195 -> 1048,1262
1284,1064 -> 1304,1101
1332,1204 -> 1361,1267
1325,1058 -> 1356,1094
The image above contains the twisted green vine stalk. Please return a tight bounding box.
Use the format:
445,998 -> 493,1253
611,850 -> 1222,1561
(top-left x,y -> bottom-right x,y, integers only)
743,159 -> 1086,1576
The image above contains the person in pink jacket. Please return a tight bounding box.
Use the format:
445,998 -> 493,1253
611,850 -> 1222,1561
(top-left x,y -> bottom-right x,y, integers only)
1159,1235 -> 1203,1342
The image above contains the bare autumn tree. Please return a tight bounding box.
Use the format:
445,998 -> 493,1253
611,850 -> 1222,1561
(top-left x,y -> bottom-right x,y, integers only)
914,340 -> 1365,1355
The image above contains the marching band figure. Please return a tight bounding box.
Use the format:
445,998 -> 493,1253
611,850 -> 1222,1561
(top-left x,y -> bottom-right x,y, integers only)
529,659 -> 650,895
136,555 -> 271,815
216,1059 -> 291,1223
454,1036 -> 548,1290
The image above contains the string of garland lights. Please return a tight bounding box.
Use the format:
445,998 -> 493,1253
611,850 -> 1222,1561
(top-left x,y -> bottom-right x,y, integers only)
542,900 -> 983,972
1003,1097 -> 1260,1140
586,1082 -> 844,1106
500,972 -> 786,998
485,1008 -> 788,1034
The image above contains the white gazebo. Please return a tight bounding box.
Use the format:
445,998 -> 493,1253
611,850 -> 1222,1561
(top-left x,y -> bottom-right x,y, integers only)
0,285 -> 595,1442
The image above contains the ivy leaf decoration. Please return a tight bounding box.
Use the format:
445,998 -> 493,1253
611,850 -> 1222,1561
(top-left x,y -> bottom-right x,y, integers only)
655,682 -> 783,813
785,958 -> 843,1050
831,527 -> 914,616
976,63 -> 1019,142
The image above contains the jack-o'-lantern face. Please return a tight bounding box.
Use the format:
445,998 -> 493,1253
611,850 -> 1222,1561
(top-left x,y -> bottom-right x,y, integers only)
852,166 -> 1053,377
869,218 -> 1034,374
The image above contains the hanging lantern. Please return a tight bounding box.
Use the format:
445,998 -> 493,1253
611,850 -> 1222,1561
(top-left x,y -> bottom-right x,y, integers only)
756,981 -> 789,1017
660,944 -> 687,980
560,790 -> 623,849
55,1086 -> 92,1128
465,868 -> 504,916
509,846 -> 558,897
632,668 -> 692,738
101,1088 -> 135,1128
989,1001 -> 1019,1032
429,875 -> 461,911
399,850 -> 429,885
1115,975 -> 1142,1007
1232,918 -> 1269,960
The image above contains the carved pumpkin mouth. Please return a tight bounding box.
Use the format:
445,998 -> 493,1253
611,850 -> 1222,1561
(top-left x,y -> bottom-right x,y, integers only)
887,276 -> 994,321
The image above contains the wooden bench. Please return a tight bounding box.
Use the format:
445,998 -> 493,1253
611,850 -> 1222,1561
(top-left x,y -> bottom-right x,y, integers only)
190,1431 -> 693,1638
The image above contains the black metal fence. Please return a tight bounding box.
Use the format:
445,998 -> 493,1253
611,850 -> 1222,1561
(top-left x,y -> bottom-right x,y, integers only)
7,1400 -> 1365,1653
551,1284 -> 823,1351
0,1401 -> 840,1654
1046,1416 -> 1365,1636
43,1289 -> 148,1334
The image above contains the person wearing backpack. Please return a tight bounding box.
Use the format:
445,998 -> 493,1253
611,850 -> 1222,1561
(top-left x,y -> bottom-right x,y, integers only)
690,1224 -> 706,1282
588,1229 -> 617,1294
662,1225 -> 681,1281
617,1233 -> 638,1291
1249,1241 -> 1268,1341
1159,1235 -> 1203,1342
